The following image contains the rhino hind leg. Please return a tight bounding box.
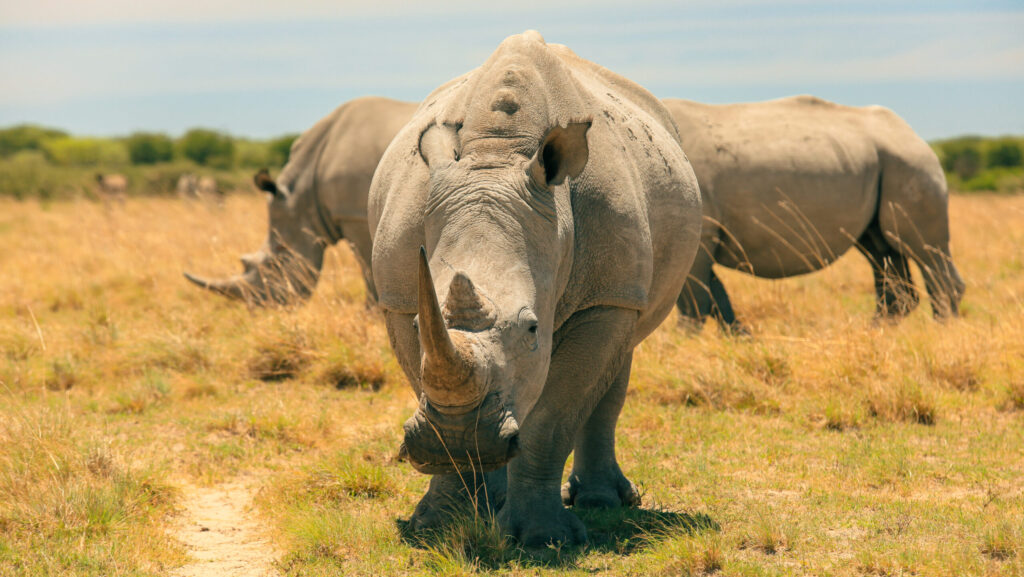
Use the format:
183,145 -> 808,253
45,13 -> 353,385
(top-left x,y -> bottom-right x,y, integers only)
856,221 -> 920,318
876,202 -> 964,319
677,249 -> 747,335
562,351 -> 641,509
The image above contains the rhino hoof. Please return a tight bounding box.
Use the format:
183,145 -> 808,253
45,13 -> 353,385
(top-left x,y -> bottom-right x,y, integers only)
562,474 -> 641,509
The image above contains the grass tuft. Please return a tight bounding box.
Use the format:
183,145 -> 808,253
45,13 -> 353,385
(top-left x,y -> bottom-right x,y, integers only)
738,515 -> 789,555
865,380 -> 937,425
247,328 -> 314,382
981,521 -> 1021,560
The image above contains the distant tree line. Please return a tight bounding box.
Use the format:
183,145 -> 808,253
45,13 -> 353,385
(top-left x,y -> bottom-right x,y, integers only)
0,124 -> 298,170
931,136 -> 1023,193
1,123 -> 1021,197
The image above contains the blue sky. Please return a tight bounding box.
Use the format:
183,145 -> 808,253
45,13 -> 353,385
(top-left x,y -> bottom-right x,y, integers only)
1,0 -> 1021,140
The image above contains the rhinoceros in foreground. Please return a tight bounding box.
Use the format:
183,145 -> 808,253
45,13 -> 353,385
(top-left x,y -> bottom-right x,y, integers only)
184,97 -> 416,305
369,31 -> 701,546
664,96 -> 965,332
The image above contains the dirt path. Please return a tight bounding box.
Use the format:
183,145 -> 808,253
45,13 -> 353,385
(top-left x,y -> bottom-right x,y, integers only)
169,479 -> 280,577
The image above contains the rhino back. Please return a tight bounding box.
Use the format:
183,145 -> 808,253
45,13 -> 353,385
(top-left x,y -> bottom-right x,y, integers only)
665,96 -> 885,277
318,97 -> 417,224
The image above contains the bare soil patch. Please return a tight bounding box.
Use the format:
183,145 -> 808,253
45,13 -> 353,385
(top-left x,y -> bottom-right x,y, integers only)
170,479 -> 279,577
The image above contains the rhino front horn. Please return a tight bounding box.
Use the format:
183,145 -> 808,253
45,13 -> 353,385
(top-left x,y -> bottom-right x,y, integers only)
183,271 -> 249,301
417,247 -> 478,410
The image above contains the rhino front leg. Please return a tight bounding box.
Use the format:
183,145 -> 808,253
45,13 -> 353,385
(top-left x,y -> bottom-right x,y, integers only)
562,350 -> 641,509
500,306 -> 637,547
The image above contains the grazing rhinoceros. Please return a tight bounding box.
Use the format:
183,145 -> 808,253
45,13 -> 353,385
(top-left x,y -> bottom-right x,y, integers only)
663,96 -> 965,332
369,31 -> 701,546
184,97 -> 416,305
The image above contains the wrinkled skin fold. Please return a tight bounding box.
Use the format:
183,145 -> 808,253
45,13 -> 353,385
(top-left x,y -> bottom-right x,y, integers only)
184,97 -> 416,307
369,31 -> 702,547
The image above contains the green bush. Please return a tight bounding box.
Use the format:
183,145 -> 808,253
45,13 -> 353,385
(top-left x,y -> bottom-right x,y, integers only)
0,124 -> 68,158
961,171 -> 999,192
267,134 -> 299,168
0,151 -> 52,200
178,129 -> 235,168
42,137 -> 129,167
125,132 -> 174,165
235,140 -> 271,169
987,140 -> 1022,168
938,141 -> 983,180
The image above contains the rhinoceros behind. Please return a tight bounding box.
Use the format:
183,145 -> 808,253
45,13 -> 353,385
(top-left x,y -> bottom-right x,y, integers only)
184,97 -> 416,305
369,31 -> 701,546
664,96 -> 964,332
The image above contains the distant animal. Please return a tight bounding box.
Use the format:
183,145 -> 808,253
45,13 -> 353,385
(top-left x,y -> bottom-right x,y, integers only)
177,174 -> 221,201
176,173 -> 199,199
664,96 -> 965,332
369,31 -> 701,546
95,173 -> 127,204
183,97 -> 417,305
196,176 -> 218,199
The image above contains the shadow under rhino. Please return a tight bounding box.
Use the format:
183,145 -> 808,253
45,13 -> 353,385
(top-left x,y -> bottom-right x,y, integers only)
395,503 -> 719,566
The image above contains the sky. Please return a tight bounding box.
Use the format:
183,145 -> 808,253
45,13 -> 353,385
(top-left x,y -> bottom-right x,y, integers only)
1,0 -> 1021,141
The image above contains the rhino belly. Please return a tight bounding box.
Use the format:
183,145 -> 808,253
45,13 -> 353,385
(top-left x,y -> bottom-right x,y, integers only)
712,174 -> 876,279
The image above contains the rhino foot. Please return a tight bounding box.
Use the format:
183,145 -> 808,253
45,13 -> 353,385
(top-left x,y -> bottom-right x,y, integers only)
561,469 -> 641,509
499,500 -> 587,548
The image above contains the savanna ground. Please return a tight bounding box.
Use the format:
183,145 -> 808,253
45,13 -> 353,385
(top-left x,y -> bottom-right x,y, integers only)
1,191 -> 1022,577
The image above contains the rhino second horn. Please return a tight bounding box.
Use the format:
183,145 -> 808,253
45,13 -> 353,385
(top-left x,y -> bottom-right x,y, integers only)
444,272 -> 496,331
183,271 -> 250,302
417,248 -> 479,410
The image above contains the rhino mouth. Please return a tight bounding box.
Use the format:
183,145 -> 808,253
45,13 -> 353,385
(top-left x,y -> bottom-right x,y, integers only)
399,392 -> 520,475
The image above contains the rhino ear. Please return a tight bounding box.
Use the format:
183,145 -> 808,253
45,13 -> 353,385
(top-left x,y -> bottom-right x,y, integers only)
254,169 -> 279,195
528,121 -> 591,188
419,123 -> 460,169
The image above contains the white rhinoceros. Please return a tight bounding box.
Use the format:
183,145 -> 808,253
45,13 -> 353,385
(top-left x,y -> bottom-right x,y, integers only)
368,31 -> 701,546
664,96 -> 964,332
184,97 -> 416,305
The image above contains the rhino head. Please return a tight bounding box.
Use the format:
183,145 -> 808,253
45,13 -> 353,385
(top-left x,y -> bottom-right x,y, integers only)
399,119 -> 590,475
184,168 -> 329,306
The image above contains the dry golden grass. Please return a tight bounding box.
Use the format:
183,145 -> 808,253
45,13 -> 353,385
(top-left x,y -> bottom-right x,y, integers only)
1,192 -> 1022,576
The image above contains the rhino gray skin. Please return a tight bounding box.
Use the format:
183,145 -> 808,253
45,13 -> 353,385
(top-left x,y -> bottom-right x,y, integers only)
368,31 -> 701,546
663,96 -> 965,332
184,97 -> 417,305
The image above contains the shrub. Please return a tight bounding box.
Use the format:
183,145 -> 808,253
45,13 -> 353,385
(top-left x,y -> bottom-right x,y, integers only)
125,132 -> 173,165
948,145 -> 982,180
267,134 -> 299,168
962,171 -> 999,192
0,124 -> 67,158
42,137 -> 129,166
178,128 -> 235,168
235,139 -> 270,169
0,151 -> 51,200
987,140 -> 1022,168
